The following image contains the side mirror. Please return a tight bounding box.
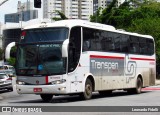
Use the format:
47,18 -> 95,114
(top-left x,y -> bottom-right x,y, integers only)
62,39 -> 69,57
5,42 -> 16,60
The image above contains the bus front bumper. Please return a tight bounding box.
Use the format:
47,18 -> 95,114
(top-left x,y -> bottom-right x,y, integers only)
16,84 -> 67,94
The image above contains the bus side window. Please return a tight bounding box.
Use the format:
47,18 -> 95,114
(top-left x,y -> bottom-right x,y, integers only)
83,40 -> 90,51
106,37 -> 115,51
120,35 -> 129,53
147,39 -> 154,55
68,27 -> 81,72
129,36 -> 139,54
139,37 -> 147,55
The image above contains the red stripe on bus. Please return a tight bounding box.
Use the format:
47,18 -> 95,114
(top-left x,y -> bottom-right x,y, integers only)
130,57 -> 155,61
90,55 -> 124,59
45,76 -> 48,84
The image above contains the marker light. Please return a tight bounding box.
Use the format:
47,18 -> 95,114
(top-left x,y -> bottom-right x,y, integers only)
51,79 -> 66,85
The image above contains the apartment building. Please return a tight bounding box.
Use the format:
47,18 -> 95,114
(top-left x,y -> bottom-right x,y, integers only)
43,0 -> 64,19
64,0 -> 78,19
5,1 -> 38,23
43,0 -> 124,21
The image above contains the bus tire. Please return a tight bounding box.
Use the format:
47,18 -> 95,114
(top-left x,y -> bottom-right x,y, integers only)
127,77 -> 143,94
80,78 -> 93,100
134,77 -> 143,94
40,94 -> 53,102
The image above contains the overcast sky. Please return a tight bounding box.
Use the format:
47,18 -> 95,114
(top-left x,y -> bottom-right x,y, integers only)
0,0 -> 42,24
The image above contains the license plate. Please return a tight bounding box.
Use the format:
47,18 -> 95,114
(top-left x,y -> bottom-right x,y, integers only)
33,88 -> 42,92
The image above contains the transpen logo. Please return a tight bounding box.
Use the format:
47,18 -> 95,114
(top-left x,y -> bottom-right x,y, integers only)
125,61 -> 137,76
91,60 -> 118,72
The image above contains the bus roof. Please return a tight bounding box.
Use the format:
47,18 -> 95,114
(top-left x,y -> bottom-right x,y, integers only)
23,19 -> 116,31
23,19 -> 153,39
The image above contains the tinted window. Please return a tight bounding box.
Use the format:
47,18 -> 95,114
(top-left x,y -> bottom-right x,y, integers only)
83,27 -> 101,51
139,37 -> 147,54
120,35 -> 129,52
147,39 -> 154,55
129,36 -> 140,54
20,28 -> 69,43
129,36 -> 154,55
82,27 -> 154,55
68,27 -> 81,72
83,27 -> 129,53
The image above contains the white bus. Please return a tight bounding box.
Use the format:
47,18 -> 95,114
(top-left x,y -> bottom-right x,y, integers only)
16,20 -> 156,102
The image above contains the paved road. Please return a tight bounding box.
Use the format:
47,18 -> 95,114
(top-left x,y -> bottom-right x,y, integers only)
1,78 -> 160,115
1,86 -> 160,106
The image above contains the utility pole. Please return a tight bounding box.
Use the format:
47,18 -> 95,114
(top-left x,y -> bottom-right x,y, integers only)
18,1 -> 25,29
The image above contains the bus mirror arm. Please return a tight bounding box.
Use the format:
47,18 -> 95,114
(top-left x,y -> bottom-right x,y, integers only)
62,39 -> 69,57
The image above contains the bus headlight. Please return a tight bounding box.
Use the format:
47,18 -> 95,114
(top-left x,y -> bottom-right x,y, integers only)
51,79 -> 66,85
16,81 -> 25,85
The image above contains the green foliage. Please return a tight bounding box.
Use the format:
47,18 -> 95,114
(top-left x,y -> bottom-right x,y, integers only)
90,7 -> 103,23
128,18 -> 160,64
7,46 -> 17,66
52,10 -> 68,21
90,0 -> 160,66
7,57 -> 16,66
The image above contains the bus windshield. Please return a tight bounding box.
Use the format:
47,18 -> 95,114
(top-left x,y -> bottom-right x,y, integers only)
16,27 -> 68,76
20,27 -> 68,43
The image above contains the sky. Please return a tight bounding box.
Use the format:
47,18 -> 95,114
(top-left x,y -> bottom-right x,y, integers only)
0,0 -> 42,24
0,0 -> 126,24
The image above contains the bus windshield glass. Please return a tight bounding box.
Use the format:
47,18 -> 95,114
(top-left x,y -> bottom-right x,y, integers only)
16,27 -> 69,76
20,28 -> 68,43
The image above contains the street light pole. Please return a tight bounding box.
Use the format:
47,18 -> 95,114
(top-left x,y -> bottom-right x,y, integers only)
21,6 -> 24,29
18,5 -> 25,29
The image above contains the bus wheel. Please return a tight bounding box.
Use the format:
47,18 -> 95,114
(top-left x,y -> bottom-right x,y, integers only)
40,94 -> 53,102
127,77 -> 142,94
80,78 -> 93,100
99,90 -> 112,96
134,77 -> 143,94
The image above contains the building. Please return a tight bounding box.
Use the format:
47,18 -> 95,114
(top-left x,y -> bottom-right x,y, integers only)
4,1 -> 38,24
5,10 -> 38,24
78,0 -> 93,20
65,0 -> 79,19
17,1 -> 34,12
43,0 -> 125,21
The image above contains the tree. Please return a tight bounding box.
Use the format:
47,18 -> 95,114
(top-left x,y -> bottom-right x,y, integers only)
90,0 -> 160,66
128,18 -> 160,65
7,46 -> 17,66
52,10 -> 68,21
90,0 -> 118,23
90,7 -> 103,23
